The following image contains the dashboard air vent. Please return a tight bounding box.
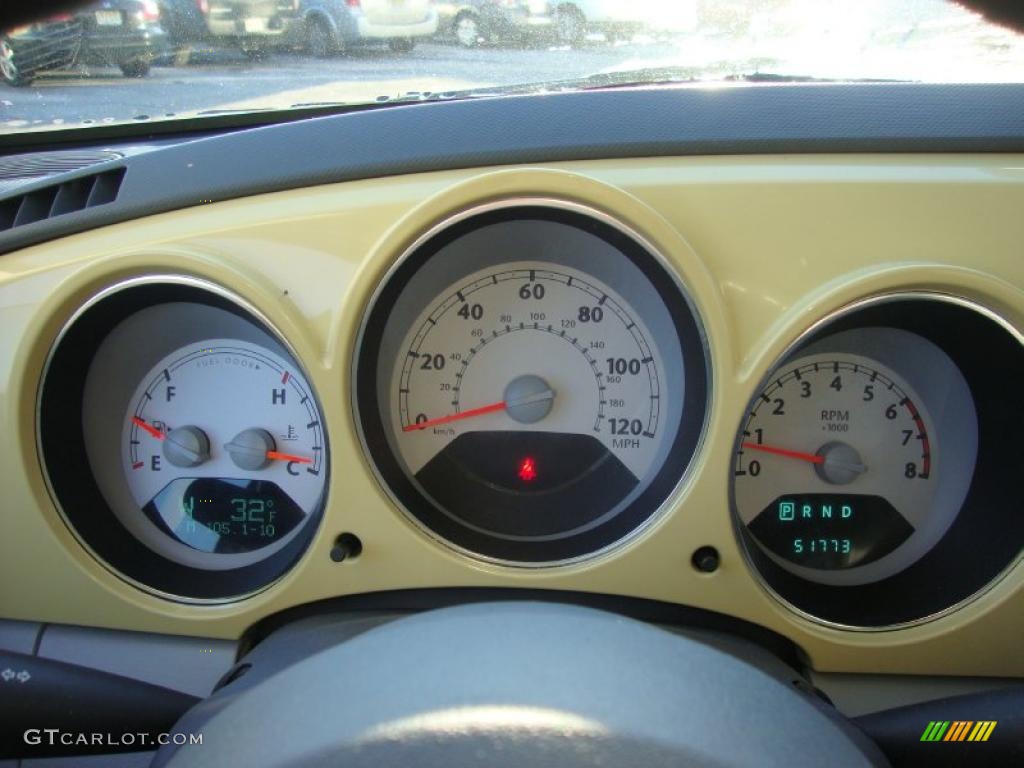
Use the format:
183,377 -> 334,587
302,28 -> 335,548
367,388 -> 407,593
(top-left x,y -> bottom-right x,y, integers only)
0,150 -> 123,180
0,168 -> 126,232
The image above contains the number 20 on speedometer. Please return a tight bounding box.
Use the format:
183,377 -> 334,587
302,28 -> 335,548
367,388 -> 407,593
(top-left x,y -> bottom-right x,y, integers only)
355,209 -> 709,564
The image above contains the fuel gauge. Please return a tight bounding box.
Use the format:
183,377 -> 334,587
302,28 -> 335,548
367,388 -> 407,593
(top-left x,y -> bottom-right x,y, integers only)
39,280 -> 330,600
122,340 -> 327,559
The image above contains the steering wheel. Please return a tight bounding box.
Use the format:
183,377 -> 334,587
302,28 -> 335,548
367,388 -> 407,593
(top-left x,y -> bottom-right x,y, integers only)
155,602 -> 886,767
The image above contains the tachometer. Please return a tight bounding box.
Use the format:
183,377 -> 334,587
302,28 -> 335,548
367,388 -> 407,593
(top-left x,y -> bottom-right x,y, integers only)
727,304 -> 1024,629
356,205 -> 709,564
733,351 -> 950,585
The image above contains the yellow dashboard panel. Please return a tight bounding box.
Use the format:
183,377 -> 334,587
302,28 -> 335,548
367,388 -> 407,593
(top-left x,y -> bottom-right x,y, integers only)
1,155 -> 1023,677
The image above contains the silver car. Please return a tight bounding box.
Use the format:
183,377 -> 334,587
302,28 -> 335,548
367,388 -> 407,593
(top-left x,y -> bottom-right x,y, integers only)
287,0 -> 438,55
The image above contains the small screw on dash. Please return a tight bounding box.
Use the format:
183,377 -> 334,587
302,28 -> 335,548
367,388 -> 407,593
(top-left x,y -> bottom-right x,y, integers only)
691,546 -> 720,573
330,533 -> 363,563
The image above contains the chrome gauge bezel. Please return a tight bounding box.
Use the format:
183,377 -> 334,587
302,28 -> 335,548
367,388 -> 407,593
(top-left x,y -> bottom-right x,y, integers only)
353,200 -> 712,567
731,292 -> 1024,630
36,276 -> 330,603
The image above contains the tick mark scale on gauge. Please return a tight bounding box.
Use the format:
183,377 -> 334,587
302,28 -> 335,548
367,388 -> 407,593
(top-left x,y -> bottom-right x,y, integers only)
741,442 -> 825,464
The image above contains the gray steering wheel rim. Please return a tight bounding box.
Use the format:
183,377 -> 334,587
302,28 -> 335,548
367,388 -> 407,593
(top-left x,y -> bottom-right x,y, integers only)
157,602 -> 887,768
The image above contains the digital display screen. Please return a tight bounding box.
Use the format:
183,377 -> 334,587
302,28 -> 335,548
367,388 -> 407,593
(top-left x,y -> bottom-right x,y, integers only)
143,478 -> 305,554
747,494 -> 914,570
413,430 -> 639,540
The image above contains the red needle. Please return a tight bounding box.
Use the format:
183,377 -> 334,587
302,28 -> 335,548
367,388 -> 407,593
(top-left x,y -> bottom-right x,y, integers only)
266,450 -> 313,464
132,416 -> 165,440
742,442 -> 824,465
403,400 -> 507,432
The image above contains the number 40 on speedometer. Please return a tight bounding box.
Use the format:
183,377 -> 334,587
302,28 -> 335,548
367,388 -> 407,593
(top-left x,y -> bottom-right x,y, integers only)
355,208 -> 709,564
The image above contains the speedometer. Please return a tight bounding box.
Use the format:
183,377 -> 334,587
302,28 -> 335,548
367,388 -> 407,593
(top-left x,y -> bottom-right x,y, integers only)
395,263 -> 663,491
356,205 -> 709,564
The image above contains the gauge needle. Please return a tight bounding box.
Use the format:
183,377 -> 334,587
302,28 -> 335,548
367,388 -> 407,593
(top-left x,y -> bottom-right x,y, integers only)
131,416 -> 165,440
266,450 -> 313,464
741,442 -> 824,465
404,383 -> 557,433
403,400 -> 508,432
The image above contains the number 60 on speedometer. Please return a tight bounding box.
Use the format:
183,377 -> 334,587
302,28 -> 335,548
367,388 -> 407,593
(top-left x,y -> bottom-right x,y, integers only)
355,208 -> 710,565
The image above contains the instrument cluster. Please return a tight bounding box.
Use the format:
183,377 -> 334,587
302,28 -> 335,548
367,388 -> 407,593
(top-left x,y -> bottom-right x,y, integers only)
35,201 -> 1024,629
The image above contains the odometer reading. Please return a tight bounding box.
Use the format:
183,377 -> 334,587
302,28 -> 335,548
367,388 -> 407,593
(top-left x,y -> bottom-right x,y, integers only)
734,354 -> 940,583
143,477 -> 305,554
747,493 -> 914,570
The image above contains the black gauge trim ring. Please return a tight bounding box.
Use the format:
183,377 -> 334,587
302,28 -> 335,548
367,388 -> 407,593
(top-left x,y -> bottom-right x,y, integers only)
355,204 -> 709,565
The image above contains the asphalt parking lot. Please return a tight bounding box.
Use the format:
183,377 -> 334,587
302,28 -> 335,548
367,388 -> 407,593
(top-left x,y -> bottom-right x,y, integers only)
1,38 -> 699,131
2,3 -> 1023,135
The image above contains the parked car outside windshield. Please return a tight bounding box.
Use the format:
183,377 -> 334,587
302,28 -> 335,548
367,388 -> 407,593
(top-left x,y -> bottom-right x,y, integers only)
1,0 -> 165,87
0,0 -> 1022,133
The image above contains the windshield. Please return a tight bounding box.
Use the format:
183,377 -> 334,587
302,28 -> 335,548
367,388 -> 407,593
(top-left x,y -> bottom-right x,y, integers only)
1,0 -> 1023,135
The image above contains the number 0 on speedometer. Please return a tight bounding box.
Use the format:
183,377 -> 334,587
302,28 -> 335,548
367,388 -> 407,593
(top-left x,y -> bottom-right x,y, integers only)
396,263 -> 662,482
355,207 -> 709,564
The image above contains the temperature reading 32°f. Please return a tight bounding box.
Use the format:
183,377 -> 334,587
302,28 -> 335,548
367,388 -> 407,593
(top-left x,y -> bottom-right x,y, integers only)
122,339 -> 327,556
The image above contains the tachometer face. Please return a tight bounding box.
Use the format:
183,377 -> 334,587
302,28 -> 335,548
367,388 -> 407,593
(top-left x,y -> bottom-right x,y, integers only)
733,327 -> 977,589
356,206 -> 709,564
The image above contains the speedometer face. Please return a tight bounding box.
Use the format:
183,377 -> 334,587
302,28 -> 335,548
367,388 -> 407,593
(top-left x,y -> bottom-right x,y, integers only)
394,263 -> 663,486
356,207 -> 709,564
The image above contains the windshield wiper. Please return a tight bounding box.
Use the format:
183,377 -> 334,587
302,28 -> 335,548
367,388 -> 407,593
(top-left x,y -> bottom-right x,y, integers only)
359,66 -> 913,110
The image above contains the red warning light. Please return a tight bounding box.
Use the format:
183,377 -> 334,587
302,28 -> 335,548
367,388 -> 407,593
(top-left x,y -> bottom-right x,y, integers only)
518,456 -> 537,482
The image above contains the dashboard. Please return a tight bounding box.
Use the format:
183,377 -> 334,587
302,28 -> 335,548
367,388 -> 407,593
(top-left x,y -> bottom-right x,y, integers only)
1,86 -> 1024,704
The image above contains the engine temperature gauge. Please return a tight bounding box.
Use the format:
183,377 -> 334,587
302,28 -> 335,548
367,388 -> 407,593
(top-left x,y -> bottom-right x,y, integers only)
123,340 -> 327,560
37,284 -> 332,600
